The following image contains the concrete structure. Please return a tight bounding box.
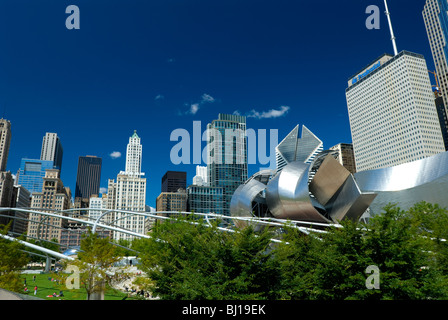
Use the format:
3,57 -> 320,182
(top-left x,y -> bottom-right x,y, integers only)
346,51 -> 446,172
156,189 -> 187,213
192,165 -> 208,186
9,185 -> 31,235
0,119 -> 11,172
40,132 -> 63,171
107,131 -> 147,240
27,169 -> 72,242
423,0 -> 448,108
0,171 -> 14,226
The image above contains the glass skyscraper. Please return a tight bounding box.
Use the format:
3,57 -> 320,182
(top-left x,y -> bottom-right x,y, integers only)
17,158 -> 54,194
206,114 -> 248,216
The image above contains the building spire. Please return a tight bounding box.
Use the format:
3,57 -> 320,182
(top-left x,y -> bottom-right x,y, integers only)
384,0 -> 398,56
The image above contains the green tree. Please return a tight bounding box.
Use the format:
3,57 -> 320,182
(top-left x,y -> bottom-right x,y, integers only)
60,230 -> 125,300
276,203 -> 448,300
137,215 -> 282,300
0,223 -> 29,292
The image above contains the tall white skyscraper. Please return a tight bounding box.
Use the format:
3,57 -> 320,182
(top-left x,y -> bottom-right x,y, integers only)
192,165 -> 208,186
346,51 -> 446,172
124,130 -> 143,176
423,0 -> 448,107
0,119 -> 11,172
40,132 -> 63,170
109,130 -> 147,240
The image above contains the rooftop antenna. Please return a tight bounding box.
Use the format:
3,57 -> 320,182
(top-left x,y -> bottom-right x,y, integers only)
384,0 -> 398,56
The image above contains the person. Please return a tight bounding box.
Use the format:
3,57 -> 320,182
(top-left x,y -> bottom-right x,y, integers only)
59,290 -> 64,297
34,286 -> 37,295
33,275 -> 36,282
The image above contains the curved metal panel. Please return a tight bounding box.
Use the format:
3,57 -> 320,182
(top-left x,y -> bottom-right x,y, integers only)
309,155 -> 351,206
266,161 -> 329,223
354,151 -> 448,214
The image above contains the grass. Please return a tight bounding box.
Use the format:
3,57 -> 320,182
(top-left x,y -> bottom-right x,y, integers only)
19,273 -> 129,300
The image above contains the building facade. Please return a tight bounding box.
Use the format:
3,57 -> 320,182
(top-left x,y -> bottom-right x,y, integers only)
423,0 -> 448,108
206,114 -> 248,216
0,171 -> 14,226
329,143 -> 357,174
27,169 -> 72,243
192,165 -> 208,186
275,124 -> 324,171
107,131 -> 147,240
346,51 -> 446,172
187,185 -> 224,216
17,159 -> 54,194
0,119 -> 11,172
74,155 -> 102,206
40,132 -> 63,171
161,171 -> 186,193
156,189 -> 187,213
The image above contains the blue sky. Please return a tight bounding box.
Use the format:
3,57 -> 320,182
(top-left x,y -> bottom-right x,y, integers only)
0,0 -> 435,207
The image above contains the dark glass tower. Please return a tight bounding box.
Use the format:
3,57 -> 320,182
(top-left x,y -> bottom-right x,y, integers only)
161,171 -> 187,192
75,156 -> 102,200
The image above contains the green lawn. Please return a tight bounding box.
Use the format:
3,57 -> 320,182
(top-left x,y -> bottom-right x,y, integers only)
19,273 -> 129,300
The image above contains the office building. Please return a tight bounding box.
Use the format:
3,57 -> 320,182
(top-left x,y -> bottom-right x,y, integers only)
206,114 -> 248,216
161,171 -> 186,193
107,131 -> 147,240
27,169 -> 72,243
192,165 -> 208,186
346,50 -> 446,172
74,155 -> 102,207
17,159 -> 54,194
89,195 -> 104,222
423,0 -> 448,107
0,171 -> 14,226
156,189 -> 187,213
329,143 -> 357,174
124,130 -> 143,176
9,185 -> 31,235
435,96 -> 448,150
275,124 -> 324,171
0,119 -> 11,172
187,185 -> 224,216
40,132 -> 63,170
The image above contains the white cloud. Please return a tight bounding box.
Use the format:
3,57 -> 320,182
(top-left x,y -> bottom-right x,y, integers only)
99,187 -> 107,194
109,151 -> 122,159
184,93 -> 216,115
247,106 -> 290,119
155,94 -> 164,101
189,103 -> 200,115
201,93 -> 215,103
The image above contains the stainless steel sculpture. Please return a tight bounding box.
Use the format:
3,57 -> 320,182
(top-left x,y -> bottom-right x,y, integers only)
231,154 -> 377,224
354,150 -> 448,214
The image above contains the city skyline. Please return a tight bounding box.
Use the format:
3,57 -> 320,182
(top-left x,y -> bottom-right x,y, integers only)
0,0 -> 439,208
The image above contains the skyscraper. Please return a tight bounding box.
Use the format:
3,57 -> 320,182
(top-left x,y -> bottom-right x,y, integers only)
0,119 -> 11,172
40,132 -> 63,171
108,130 -> 147,240
124,130 -> 142,176
275,124 -> 324,171
423,0 -> 448,108
346,51 -> 446,172
329,143 -> 357,174
161,171 -> 186,193
17,158 -> 54,194
206,114 -> 247,216
27,169 -> 71,243
74,155 -> 102,202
